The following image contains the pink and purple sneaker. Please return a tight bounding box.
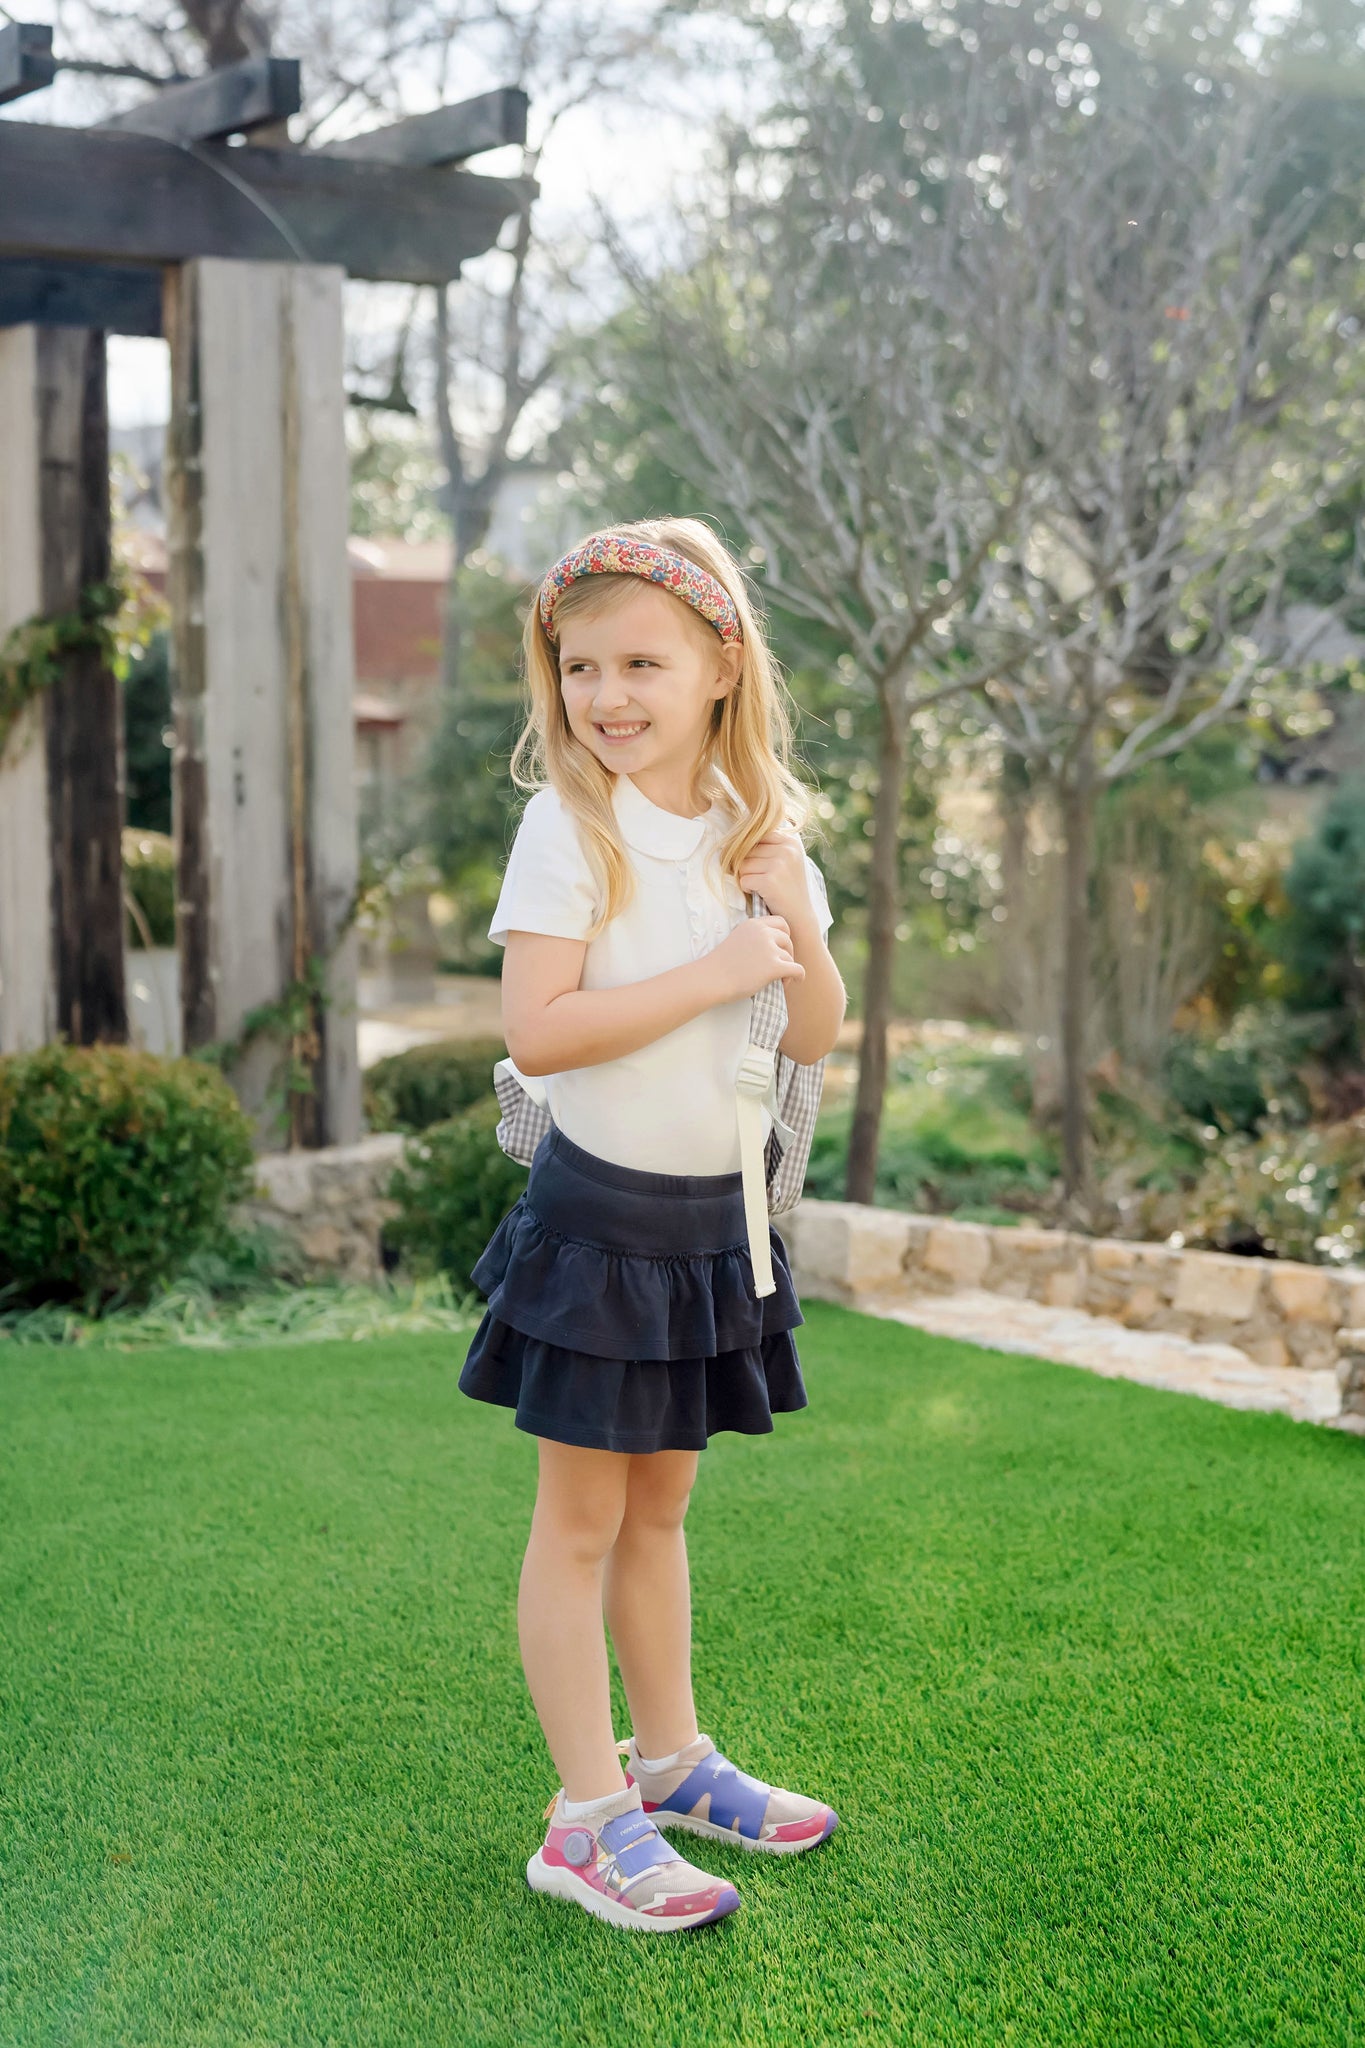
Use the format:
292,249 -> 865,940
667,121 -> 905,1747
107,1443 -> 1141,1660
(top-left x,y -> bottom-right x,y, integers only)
618,1733 -> 840,1854
526,1782 -> 742,1933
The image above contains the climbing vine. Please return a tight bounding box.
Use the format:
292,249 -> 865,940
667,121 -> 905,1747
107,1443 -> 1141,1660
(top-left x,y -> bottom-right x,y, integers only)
189,878 -> 368,1145
190,955 -> 330,1146
0,579 -> 125,763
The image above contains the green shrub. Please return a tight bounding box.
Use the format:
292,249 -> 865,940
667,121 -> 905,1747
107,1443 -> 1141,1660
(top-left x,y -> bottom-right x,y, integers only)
801,1098 -> 1055,1216
805,1048 -> 1049,1213
1162,1006 -> 1320,1137
1273,776 -> 1365,1058
363,1035 -> 506,1135
1181,1119 -> 1365,1266
0,1044 -> 256,1311
122,827 -> 177,949
801,1121 -> 856,1203
382,1096 -> 527,1294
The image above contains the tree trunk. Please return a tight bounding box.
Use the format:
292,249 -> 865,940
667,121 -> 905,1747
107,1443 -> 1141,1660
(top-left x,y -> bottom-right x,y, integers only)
996,744 -> 1031,1025
1058,732 -> 1096,1202
845,681 -> 908,1206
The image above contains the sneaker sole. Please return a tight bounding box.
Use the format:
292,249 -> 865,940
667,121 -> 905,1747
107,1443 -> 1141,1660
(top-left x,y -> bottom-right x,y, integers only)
525,1851 -> 742,1932
648,1809 -> 840,1854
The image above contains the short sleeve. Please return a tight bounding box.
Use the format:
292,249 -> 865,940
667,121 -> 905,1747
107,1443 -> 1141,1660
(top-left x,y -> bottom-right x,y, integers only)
488,788 -> 601,948
804,851 -> 834,938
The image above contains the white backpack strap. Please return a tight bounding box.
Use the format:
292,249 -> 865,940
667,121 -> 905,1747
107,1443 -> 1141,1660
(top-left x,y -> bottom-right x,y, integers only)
736,1043 -> 779,1296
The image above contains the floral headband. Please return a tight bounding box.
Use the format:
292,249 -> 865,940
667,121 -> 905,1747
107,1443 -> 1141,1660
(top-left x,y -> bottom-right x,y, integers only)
537,534 -> 743,646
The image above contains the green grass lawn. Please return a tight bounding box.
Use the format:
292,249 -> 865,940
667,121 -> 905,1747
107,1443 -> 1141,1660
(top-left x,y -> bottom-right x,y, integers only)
3,1304 -> 1362,2048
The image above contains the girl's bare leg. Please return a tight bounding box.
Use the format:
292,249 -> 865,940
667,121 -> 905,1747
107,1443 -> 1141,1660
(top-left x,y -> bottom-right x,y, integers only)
518,1437 -> 632,1803
602,1449 -> 702,1759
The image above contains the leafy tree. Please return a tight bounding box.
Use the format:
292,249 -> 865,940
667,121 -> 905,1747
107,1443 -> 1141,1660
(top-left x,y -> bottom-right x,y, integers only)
586,0 -> 1365,1209
348,416 -> 448,544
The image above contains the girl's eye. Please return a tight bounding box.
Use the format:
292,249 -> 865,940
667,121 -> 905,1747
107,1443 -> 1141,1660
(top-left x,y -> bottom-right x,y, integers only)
564,659 -> 656,673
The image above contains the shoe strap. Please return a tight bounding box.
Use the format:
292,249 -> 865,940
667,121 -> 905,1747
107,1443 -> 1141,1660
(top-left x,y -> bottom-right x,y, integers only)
542,1784 -> 673,1888
657,1749 -> 771,1838
597,1807 -> 672,1886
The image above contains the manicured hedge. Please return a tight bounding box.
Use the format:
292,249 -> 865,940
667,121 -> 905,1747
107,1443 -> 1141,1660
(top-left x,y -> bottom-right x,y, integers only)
363,1035 -> 507,1135
0,1044 -> 256,1311
382,1096 -> 526,1296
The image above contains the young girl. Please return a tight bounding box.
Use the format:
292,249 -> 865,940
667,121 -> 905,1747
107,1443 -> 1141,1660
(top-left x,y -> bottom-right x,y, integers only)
458,517 -> 847,1934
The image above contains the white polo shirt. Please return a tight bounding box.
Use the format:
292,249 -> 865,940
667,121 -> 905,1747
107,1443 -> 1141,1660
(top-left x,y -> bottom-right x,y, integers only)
487,771 -> 833,1176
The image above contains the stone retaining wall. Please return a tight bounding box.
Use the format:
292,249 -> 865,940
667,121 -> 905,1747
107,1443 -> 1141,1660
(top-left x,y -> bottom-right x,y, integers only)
227,1144 -> 1365,1422
782,1202 -> 1365,1417
232,1134 -> 408,1282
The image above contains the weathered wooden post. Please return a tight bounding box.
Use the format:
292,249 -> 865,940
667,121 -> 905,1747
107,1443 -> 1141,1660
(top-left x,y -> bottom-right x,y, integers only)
0,324 -> 50,1052
164,257 -> 359,1147
0,320 -> 127,1052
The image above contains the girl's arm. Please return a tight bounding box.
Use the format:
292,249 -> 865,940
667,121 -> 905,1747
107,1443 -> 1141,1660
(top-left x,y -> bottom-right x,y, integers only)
501,920 -> 803,1076
777,903 -> 847,1066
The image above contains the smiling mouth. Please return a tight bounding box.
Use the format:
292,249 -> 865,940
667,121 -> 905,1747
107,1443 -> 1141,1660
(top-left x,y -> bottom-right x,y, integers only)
594,722 -> 650,737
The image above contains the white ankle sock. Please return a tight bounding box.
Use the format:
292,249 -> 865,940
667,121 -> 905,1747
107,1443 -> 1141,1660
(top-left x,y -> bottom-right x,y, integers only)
636,1735 -> 702,1774
561,1785 -> 633,1823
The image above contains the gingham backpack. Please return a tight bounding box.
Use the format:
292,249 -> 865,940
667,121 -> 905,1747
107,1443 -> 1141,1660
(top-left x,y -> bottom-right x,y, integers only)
491,889 -> 825,1300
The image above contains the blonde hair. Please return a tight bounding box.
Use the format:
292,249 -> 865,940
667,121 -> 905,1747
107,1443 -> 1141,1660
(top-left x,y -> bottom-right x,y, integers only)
506,515 -> 820,943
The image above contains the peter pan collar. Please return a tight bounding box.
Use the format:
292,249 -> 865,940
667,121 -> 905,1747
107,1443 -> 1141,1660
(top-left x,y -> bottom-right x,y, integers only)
612,771 -> 721,859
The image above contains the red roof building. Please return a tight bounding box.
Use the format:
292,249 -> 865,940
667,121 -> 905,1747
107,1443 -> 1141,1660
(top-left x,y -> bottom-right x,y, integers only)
122,528 -> 453,816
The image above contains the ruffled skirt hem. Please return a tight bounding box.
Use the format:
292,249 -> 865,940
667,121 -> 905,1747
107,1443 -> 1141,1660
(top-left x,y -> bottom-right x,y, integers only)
457,1317 -> 809,1453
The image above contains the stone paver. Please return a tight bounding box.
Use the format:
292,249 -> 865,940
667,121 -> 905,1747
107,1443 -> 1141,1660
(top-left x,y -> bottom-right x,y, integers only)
852,1286 -> 1348,1427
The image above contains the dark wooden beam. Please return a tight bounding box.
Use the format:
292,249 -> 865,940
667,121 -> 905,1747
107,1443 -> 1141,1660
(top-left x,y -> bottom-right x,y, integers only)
323,86 -> 529,167
0,21 -> 55,106
0,259 -> 163,337
37,328 -> 128,1047
162,267 -> 213,1061
0,121 -> 533,286
97,54 -> 302,142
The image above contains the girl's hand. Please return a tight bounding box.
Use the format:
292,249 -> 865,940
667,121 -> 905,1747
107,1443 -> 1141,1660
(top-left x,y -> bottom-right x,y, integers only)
736,825 -> 814,928
706,915 -> 807,1002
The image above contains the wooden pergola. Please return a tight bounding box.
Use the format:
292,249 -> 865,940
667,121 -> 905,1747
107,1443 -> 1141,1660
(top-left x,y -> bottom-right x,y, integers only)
0,24 -> 531,1145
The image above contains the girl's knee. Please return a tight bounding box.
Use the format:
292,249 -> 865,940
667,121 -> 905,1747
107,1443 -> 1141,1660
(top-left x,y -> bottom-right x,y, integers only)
620,1448 -> 699,1536
530,1437 -> 630,1562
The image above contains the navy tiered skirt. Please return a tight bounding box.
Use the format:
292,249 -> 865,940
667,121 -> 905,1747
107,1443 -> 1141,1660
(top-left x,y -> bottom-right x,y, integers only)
457,1122 -> 809,1453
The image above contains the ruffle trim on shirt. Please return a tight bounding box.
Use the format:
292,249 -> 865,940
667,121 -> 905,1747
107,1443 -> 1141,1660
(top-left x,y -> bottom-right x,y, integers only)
467,1192 -> 805,1362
